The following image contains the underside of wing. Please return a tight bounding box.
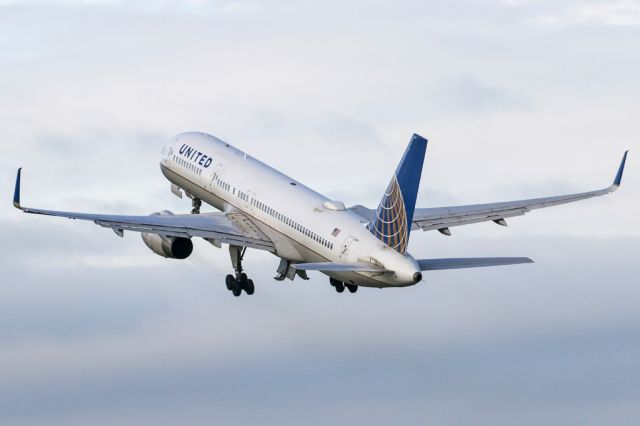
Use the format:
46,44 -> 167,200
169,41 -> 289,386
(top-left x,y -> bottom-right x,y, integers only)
350,151 -> 628,234
12,169 -> 274,251
418,257 -> 534,271
293,262 -> 392,273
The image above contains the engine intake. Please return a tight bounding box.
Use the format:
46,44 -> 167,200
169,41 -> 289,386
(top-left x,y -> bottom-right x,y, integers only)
140,211 -> 193,259
142,233 -> 193,259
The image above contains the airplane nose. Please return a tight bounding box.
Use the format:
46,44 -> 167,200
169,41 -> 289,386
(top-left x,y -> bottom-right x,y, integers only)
413,272 -> 422,283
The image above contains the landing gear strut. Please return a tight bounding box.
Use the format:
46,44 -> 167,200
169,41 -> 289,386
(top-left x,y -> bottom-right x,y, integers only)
226,245 -> 255,297
191,197 -> 202,214
330,278 -> 357,294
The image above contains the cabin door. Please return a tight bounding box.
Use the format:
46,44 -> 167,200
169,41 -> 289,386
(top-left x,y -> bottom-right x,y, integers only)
209,163 -> 224,194
339,236 -> 356,262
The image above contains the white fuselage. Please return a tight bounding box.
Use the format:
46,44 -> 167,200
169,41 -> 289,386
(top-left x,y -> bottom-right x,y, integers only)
159,132 -> 421,288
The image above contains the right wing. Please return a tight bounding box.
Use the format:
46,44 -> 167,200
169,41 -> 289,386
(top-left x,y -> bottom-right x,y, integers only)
12,168 -> 275,251
351,151 -> 628,233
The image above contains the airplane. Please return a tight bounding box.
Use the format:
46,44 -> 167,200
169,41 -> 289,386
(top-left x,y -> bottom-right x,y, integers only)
13,132 -> 628,297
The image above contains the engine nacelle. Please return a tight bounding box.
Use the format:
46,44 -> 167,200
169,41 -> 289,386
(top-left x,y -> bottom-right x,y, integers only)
142,233 -> 193,259
141,211 -> 193,259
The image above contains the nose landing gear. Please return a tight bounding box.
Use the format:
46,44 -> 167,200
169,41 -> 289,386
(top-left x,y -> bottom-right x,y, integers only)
191,197 -> 202,214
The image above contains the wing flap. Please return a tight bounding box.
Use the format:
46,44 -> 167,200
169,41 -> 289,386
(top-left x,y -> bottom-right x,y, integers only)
418,257 -> 534,271
293,262 -> 392,273
414,207 -> 528,231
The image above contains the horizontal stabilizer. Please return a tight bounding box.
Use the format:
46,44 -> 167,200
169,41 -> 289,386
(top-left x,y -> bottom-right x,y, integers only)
293,262 -> 391,273
417,257 -> 534,271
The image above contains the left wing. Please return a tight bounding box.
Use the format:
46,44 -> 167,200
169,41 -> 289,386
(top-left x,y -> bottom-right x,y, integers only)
12,168 -> 274,251
293,262 -> 391,273
350,151 -> 628,234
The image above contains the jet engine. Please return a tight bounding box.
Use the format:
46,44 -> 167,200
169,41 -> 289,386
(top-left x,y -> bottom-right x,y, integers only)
141,211 -> 193,259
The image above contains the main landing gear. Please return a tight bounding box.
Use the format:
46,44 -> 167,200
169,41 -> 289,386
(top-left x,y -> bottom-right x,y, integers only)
226,273 -> 254,297
226,245 -> 255,297
330,278 -> 358,294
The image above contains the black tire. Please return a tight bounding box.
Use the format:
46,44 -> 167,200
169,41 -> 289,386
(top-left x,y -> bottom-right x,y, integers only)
346,284 -> 358,293
225,274 -> 235,291
239,272 -> 248,282
335,282 -> 345,293
244,279 -> 255,295
232,282 -> 242,297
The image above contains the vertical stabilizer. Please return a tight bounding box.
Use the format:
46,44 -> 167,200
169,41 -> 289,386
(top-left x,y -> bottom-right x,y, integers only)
367,134 -> 427,253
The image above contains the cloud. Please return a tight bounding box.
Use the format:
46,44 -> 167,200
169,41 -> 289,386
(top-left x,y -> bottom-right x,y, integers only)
578,1 -> 640,27
0,0 -> 263,15
0,236 -> 639,425
506,0 -> 640,28
430,74 -> 531,116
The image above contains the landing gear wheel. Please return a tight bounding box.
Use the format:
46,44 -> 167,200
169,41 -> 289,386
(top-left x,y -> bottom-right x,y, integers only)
335,282 -> 345,293
244,279 -> 255,295
231,281 -> 242,297
228,245 -> 255,297
346,284 -> 358,293
225,274 -> 235,291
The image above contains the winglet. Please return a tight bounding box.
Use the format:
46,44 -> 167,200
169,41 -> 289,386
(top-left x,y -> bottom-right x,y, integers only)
13,168 -> 22,209
613,151 -> 629,188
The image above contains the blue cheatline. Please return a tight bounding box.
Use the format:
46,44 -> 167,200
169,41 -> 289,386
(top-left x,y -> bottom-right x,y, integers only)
368,134 -> 428,254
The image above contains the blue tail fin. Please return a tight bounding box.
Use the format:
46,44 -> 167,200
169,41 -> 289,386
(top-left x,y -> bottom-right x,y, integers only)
367,134 -> 427,253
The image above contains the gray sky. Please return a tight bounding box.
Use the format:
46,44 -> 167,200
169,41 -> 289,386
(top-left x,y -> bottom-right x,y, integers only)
1,0 -> 639,424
